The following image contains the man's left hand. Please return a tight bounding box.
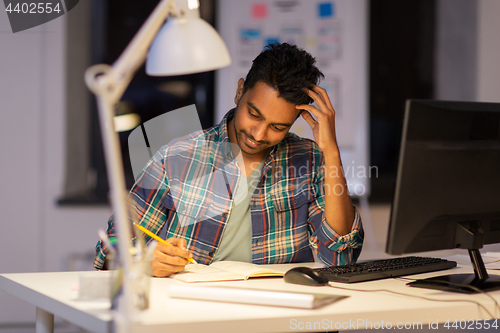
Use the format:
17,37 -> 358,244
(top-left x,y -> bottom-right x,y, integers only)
295,85 -> 338,153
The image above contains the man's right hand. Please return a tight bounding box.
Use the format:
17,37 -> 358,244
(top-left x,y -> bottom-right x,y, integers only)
151,237 -> 191,277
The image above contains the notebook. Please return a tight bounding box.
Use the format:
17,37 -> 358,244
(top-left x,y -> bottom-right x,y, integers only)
171,261 -> 284,283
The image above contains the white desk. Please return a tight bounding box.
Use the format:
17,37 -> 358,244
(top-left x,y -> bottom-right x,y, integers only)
1,264 -> 499,333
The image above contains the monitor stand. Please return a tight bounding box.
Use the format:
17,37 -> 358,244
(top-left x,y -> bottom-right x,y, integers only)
408,249 -> 500,293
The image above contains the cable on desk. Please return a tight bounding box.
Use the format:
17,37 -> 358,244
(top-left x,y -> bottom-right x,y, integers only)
327,282 -> 497,319
395,277 -> 500,316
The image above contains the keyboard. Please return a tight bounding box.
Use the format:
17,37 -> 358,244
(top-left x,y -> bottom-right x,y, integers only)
314,256 -> 457,283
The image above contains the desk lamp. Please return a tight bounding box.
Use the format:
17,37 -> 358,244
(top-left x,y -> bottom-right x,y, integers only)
84,0 -> 230,330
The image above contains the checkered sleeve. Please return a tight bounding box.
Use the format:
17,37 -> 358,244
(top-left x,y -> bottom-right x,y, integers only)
93,147 -> 170,270
316,208 -> 364,265
307,163 -> 364,267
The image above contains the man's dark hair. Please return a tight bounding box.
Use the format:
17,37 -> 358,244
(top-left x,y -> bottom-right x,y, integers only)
243,43 -> 324,105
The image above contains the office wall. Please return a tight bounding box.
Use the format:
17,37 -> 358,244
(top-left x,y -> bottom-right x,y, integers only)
435,0 -> 477,101
0,4 -> 110,326
435,0 -> 500,103
477,0 -> 500,102
0,6 -> 44,325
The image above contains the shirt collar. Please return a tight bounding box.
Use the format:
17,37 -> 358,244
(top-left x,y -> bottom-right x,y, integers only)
217,109 -> 236,161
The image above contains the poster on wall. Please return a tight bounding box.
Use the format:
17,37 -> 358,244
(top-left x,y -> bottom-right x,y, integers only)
216,0 -> 369,196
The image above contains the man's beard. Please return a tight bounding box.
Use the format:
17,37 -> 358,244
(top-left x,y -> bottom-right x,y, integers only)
233,118 -> 270,155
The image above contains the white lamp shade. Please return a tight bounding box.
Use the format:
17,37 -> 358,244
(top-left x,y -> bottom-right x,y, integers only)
146,17 -> 231,76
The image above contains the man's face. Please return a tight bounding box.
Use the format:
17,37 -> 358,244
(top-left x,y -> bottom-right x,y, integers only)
230,80 -> 300,158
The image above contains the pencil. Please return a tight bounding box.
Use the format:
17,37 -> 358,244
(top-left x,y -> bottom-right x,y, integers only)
134,224 -> 198,264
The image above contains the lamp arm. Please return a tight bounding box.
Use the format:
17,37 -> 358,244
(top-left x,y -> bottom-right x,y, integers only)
83,1 -> 176,329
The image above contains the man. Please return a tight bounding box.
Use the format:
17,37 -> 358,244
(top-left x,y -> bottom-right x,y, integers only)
94,43 -> 363,277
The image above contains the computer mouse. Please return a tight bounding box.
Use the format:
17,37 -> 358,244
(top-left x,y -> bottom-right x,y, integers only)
283,267 -> 330,286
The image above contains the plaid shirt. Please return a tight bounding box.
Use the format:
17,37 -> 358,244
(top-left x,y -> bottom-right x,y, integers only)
94,110 -> 363,269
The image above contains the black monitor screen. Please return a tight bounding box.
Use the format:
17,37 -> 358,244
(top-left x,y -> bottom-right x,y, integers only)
386,100 -> 500,292
387,100 -> 500,254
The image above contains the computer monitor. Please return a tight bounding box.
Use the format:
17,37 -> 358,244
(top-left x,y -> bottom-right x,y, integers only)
386,100 -> 500,293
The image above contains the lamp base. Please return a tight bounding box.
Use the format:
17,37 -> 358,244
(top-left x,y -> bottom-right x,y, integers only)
408,273 -> 500,293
